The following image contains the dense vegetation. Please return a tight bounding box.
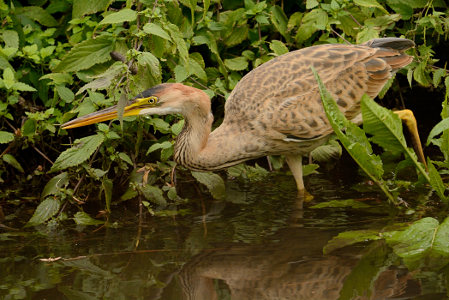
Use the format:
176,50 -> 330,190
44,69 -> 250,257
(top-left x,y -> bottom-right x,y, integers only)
0,0 -> 449,228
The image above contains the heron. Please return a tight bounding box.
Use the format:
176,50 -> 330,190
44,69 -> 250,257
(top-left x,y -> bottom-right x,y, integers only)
62,37 -> 423,192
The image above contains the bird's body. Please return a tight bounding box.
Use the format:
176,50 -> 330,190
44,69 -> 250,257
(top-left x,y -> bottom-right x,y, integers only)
63,38 -> 415,191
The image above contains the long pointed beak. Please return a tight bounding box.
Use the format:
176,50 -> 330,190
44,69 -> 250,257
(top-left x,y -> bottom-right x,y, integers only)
61,102 -> 143,129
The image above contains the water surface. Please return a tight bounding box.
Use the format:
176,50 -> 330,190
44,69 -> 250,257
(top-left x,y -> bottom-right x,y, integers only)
1,172 -> 448,299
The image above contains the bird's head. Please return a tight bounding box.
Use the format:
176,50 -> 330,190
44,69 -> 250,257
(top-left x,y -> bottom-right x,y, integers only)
61,83 -> 210,129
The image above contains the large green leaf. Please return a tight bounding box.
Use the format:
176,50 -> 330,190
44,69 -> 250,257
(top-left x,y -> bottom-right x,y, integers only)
354,0 -> 388,13
313,68 -> 395,201
41,172 -> 69,199
191,171 -> 226,200
361,96 -> 429,184
73,211 -> 105,225
0,131 -> 14,144
224,57 -> 248,71
72,0 -> 109,19
142,23 -> 172,41
26,198 -> 61,226
16,6 -> 58,27
427,117 -> 449,146
385,217 -> 449,270
99,8 -> 137,25
427,159 -> 447,201
51,134 -> 105,172
53,36 -> 114,73
2,154 -> 24,173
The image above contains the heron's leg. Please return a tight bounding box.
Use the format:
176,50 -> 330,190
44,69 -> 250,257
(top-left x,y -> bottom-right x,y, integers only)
285,154 -> 304,191
394,109 -> 427,168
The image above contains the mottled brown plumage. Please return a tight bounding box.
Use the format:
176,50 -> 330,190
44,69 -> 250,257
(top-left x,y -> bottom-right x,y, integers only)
62,38 -> 415,191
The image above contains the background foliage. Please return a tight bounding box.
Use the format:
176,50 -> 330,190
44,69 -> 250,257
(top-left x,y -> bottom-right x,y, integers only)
0,0 -> 449,225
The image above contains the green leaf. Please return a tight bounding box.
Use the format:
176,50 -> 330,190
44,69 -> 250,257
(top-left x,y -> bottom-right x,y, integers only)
40,73 -> 74,85
56,85 -> 75,102
72,0 -> 109,19
2,30 -> 19,49
141,185 -> 166,206
171,119 -> 184,135
191,171 -> 226,200
427,159 -> 447,202
12,82 -> 37,92
2,154 -> 24,172
118,152 -> 133,165
147,141 -> 173,155
41,172 -> 69,199
433,68 -> 446,88
311,199 -> 371,209
73,211 -> 104,225
54,36 -> 114,73
0,131 -> 14,144
224,26 -> 248,47
356,27 -> 379,43
385,217 -> 443,270
224,57 -> 248,71
313,69 -> 397,203
310,139 -> 342,162
137,52 -> 162,80
165,23 -> 189,66
51,134 -> 105,172
413,61 -> 431,86
99,8 -> 137,25
306,0 -> 319,9
270,6 -> 289,41
361,96 -> 405,152
26,198 -> 61,226
354,0 -> 388,13
269,40 -> 289,56
102,178 -> 113,212
427,117 -> 449,145
302,163 -> 319,176
16,6 -> 58,27
324,230 -> 381,254
142,23 -> 172,41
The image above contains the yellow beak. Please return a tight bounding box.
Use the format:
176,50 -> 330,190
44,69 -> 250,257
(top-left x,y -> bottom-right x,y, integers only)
61,97 -> 154,129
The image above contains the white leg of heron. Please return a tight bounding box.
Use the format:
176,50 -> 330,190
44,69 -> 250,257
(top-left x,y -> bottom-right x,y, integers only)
285,154 -> 304,191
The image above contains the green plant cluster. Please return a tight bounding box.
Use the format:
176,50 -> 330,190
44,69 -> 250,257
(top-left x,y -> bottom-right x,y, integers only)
0,0 -> 448,225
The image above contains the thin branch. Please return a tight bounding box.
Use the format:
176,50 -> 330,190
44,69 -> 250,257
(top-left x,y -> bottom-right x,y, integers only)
330,27 -> 351,44
32,145 -> 53,165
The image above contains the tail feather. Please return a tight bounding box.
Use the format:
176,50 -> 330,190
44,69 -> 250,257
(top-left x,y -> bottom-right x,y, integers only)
363,37 -> 415,51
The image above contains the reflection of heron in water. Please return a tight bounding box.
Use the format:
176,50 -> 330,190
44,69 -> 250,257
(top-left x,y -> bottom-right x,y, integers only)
178,228 -> 420,300
62,38 -> 421,194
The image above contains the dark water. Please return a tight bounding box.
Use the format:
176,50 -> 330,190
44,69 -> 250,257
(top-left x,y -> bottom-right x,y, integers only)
1,172 -> 448,300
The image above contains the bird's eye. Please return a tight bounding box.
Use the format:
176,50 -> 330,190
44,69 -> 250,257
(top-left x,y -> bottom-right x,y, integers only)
148,96 -> 158,104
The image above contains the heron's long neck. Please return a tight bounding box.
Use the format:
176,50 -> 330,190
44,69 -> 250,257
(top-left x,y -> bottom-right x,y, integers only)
174,109 -> 250,171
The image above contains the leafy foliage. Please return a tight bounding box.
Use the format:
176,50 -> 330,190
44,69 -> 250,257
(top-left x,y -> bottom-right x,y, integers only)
0,0 -> 449,224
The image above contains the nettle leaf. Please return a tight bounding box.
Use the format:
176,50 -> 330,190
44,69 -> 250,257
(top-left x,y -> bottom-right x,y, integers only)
73,211 -> 104,225
224,26 -> 248,47
142,23 -> 172,41
191,171 -> 226,200
51,134 -> 105,172
385,217 -> 449,270
165,23 -> 189,66
433,68 -> 446,88
26,198 -> 61,226
72,0 -> 109,19
137,52 -> 161,80
427,117 -> 449,145
2,154 -> 24,173
427,159 -> 447,201
224,57 -> 248,71
41,172 -> 69,199
310,139 -> 342,162
302,163 -> 319,176
354,0 -> 388,13
12,82 -> 37,92
2,30 -> 19,49
311,199 -> 371,209
16,6 -> 58,27
0,131 -> 14,144
324,230 -> 381,254
147,141 -> 173,155
99,8 -> 137,25
269,40 -> 289,56
54,36 -> 114,73
56,85 -> 75,102
141,185 -> 166,206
